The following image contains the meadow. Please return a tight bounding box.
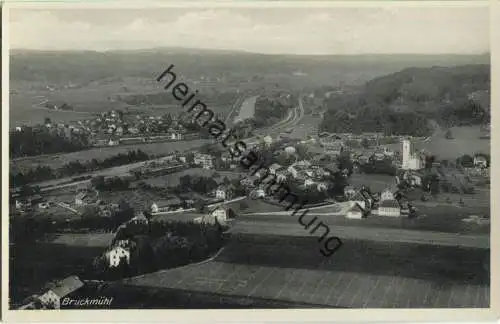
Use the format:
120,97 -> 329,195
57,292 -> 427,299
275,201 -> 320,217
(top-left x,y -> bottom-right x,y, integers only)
10,139 -> 210,172
119,235 -> 489,308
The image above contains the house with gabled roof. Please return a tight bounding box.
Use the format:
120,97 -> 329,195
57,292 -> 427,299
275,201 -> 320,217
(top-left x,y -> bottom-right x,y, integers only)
346,203 -> 366,219
37,276 -> 84,309
349,189 -> 373,211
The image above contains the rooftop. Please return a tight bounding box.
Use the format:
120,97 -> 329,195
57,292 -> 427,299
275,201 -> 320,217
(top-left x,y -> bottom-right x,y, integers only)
50,276 -> 84,298
379,199 -> 401,208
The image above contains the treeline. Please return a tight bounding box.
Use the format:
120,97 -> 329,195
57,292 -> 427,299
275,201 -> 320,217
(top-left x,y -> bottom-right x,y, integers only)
359,156 -> 398,176
320,65 -> 490,135
10,149 -> 150,187
251,95 -> 294,128
10,127 -> 90,158
320,107 -> 432,137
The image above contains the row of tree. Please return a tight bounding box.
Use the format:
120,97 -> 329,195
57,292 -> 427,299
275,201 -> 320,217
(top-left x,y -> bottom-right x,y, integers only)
10,149 -> 150,187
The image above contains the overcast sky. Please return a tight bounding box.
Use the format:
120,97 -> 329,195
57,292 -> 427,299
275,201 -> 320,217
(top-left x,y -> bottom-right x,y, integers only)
9,6 -> 489,54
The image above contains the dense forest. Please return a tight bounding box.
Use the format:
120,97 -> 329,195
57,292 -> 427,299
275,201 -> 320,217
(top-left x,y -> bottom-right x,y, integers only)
320,65 -> 490,135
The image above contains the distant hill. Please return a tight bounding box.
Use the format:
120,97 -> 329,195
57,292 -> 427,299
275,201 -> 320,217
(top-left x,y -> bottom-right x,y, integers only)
320,64 -> 490,136
10,49 -> 489,90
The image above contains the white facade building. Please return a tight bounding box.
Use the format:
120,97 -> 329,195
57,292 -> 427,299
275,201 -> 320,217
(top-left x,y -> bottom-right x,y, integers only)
106,246 -> 131,268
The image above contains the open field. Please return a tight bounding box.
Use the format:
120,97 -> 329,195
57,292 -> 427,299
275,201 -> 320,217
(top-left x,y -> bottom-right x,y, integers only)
239,199 -> 489,235
119,235 -> 489,308
10,76 -> 238,127
289,114 -> 322,139
10,139 -> 210,171
349,173 -> 396,192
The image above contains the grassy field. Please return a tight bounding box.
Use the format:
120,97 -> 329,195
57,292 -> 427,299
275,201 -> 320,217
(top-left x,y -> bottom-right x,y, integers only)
349,173 -> 396,192
120,235 -> 489,308
10,77 -> 238,127
10,139 -> 210,172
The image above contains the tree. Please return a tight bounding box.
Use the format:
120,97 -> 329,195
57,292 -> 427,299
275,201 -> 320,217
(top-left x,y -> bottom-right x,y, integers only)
239,201 -> 249,210
295,144 -> 312,160
457,154 -> 474,168
185,152 -> 195,165
424,154 -> 436,169
113,199 -> 134,227
91,176 -> 106,190
361,138 -> 370,148
194,199 -> 205,213
337,151 -> 353,176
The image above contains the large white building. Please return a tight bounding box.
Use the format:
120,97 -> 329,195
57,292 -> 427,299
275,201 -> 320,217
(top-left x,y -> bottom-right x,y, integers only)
402,140 -> 422,170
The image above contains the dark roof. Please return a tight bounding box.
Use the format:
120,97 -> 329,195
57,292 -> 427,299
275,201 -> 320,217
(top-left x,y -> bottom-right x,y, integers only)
379,199 -> 400,208
348,203 -> 364,213
351,191 -> 368,201
50,276 -> 84,297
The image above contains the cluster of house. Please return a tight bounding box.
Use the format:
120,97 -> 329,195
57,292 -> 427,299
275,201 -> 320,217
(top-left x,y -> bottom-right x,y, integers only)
13,122 -> 85,143
344,186 -> 415,219
15,109 -> 196,147
237,160 -> 333,198
149,183 -> 237,215
91,111 -> 192,147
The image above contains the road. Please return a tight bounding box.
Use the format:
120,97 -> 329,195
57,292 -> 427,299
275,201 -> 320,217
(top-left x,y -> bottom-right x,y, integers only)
228,218 -> 489,249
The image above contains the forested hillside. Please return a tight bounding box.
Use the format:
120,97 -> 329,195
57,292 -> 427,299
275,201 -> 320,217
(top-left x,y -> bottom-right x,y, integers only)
320,64 -> 490,136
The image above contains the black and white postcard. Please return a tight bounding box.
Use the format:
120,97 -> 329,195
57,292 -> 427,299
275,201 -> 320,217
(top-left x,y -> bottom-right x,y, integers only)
2,1 -> 498,323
